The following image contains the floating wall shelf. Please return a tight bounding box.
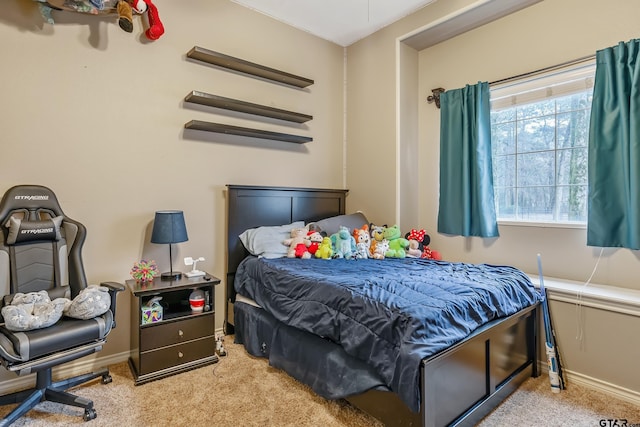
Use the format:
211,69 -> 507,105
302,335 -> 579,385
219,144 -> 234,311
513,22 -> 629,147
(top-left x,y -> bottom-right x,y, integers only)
187,46 -> 314,88
185,120 -> 312,144
185,91 -> 313,124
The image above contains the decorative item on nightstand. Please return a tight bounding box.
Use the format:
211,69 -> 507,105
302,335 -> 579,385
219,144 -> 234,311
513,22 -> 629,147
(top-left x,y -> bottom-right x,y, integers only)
184,256 -> 205,278
130,259 -> 159,283
151,210 -> 188,281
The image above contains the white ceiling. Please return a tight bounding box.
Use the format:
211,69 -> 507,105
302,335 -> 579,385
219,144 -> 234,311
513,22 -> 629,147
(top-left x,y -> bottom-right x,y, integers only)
231,0 -> 437,47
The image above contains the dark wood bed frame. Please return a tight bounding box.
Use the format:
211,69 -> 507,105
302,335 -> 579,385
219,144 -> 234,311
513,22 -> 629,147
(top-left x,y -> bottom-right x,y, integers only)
225,184 -> 540,427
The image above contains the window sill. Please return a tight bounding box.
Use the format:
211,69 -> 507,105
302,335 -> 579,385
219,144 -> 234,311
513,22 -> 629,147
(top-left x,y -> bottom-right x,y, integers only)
527,274 -> 640,317
499,220 -> 586,229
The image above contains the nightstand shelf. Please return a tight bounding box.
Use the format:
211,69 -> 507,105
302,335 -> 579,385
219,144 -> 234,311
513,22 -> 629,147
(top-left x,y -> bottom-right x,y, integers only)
127,273 -> 220,385
185,120 -> 312,144
185,91 -> 313,123
187,46 -> 314,88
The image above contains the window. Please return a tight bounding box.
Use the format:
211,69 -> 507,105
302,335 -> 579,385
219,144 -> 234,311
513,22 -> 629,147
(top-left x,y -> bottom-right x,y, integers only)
490,62 -> 595,224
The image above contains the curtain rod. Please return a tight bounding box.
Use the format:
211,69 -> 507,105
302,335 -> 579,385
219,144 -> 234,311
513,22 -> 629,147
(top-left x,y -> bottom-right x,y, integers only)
427,53 -> 596,108
489,53 -> 595,86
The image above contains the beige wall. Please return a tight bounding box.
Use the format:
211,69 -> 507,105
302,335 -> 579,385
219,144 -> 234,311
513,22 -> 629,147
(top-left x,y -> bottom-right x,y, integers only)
0,0 -> 345,369
346,0 -> 484,224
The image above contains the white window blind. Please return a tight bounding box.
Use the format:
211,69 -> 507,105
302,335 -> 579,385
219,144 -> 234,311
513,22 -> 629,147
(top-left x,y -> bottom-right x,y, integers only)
491,59 -> 596,110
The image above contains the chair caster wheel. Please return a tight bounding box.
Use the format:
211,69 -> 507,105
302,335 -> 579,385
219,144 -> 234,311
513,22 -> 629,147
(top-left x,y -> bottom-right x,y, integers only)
101,374 -> 112,384
83,408 -> 97,421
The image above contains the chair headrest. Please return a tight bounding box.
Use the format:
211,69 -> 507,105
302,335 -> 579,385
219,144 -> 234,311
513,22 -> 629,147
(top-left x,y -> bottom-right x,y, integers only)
0,185 -> 65,224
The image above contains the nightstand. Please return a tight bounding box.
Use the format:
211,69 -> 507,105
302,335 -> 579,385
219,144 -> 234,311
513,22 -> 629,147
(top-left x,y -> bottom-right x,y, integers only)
127,273 -> 220,385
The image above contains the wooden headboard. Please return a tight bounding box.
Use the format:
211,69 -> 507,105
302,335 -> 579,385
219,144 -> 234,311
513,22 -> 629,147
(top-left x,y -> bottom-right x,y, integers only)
225,185 -> 348,333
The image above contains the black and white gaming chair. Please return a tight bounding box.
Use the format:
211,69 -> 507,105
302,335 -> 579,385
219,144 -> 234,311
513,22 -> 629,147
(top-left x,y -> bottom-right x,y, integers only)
0,185 -> 124,424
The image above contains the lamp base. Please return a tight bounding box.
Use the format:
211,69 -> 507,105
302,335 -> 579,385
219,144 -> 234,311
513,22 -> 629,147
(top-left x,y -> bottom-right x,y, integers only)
160,271 -> 182,281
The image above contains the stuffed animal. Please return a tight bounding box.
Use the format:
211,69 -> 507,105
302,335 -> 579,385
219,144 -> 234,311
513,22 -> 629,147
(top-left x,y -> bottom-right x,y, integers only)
1,290 -> 67,332
330,226 -> 357,259
131,0 -> 164,40
315,237 -> 334,259
33,0 -> 163,40
0,286 -> 111,332
33,0 -> 116,24
368,223 -> 386,258
117,0 -> 133,32
405,229 -> 430,258
422,246 -> 443,261
371,239 -> 389,260
353,224 -> 370,259
383,225 -> 409,258
283,227 -> 311,259
306,231 -> 324,256
64,285 -> 111,320
405,238 -> 422,258
404,229 -> 442,260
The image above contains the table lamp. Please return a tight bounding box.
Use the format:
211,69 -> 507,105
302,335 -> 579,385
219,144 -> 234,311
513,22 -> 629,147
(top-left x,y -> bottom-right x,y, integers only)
151,210 -> 188,280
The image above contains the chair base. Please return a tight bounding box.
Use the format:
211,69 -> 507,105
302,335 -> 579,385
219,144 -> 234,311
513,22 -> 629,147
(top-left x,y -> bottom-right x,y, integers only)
0,367 -> 111,426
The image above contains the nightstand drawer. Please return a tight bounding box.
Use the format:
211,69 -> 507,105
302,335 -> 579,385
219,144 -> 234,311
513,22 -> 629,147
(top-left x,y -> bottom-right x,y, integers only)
140,315 -> 214,352
139,336 -> 216,375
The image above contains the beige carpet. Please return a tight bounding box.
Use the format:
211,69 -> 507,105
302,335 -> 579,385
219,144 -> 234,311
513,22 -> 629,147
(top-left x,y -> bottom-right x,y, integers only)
0,338 -> 638,426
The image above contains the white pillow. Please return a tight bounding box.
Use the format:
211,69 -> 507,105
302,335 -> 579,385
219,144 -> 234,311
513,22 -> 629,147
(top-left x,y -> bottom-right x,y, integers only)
239,221 -> 305,258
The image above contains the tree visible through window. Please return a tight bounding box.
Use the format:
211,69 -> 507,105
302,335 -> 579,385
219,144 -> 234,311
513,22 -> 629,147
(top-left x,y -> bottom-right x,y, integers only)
490,70 -> 593,224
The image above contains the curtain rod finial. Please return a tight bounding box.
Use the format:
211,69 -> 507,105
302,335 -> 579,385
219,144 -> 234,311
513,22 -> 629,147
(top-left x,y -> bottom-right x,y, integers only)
427,87 -> 446,108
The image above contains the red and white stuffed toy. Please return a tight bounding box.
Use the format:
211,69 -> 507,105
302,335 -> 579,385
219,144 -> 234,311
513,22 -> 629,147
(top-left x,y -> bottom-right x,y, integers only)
405,228 -> 442,260
131,0 -> 164,40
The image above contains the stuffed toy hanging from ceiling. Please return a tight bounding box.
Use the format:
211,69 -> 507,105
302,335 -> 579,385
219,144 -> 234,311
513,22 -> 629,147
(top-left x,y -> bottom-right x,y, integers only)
34,0 -> 164,40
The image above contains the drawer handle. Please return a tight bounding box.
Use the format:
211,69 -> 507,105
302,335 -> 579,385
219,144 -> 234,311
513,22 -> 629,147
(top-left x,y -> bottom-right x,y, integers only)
178,330 -> 184,337
178,351 -> 184,358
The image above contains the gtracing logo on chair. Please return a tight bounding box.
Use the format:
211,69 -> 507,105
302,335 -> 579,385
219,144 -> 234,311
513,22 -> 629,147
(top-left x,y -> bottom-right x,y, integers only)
14,195 -> 49,201
21,228 -> 54,235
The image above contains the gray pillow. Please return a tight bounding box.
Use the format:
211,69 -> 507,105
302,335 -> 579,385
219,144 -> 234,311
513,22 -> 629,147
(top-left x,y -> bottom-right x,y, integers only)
5,216 -> 63,245
239,221 -> 305,258
64,285 -> 111,320
1,290 -> 67,331
308,212 -> 368,236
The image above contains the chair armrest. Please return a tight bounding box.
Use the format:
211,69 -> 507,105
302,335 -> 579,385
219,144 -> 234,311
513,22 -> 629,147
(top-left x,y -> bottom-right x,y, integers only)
100,281 -> 125,328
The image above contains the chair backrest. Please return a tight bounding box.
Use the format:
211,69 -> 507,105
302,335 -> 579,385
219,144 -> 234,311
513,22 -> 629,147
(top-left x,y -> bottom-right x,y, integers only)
0,185 -> 88,304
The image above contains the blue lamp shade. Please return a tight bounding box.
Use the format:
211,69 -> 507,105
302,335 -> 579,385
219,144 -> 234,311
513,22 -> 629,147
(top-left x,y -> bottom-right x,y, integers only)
151,210 -> 188,244
151,210 -> 188,280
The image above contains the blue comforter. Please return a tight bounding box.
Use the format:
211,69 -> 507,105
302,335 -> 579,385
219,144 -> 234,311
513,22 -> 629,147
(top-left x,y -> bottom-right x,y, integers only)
235,257 -> 541,412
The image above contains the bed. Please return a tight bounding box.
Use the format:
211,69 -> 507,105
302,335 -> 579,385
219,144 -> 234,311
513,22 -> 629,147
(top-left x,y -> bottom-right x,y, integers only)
225,184 -> 541,427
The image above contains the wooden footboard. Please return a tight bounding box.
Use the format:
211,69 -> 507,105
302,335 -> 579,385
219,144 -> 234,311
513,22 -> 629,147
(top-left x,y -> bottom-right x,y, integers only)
347,303 -> 540,427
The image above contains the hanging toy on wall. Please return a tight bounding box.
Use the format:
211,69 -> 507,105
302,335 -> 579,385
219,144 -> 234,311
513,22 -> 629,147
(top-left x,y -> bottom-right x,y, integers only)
130,0 -> 164,40
33,0 -> 164,41
116,1 -> 133,32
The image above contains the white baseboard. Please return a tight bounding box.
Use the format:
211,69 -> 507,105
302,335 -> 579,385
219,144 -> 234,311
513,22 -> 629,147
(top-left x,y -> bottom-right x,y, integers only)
0,350 -> 130,395
539,365 -> 640,406
564,369 -> 640,406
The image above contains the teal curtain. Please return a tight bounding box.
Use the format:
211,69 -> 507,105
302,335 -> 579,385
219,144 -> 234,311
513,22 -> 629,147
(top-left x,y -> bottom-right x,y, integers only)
587,39 -> 640,249
437,82 -> 499,237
